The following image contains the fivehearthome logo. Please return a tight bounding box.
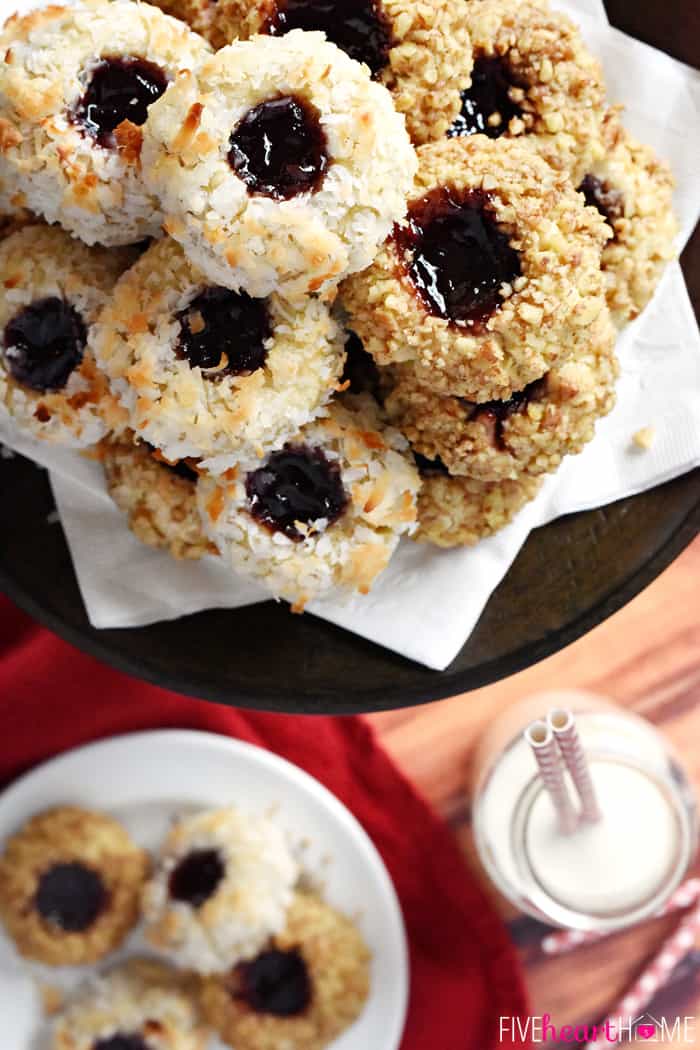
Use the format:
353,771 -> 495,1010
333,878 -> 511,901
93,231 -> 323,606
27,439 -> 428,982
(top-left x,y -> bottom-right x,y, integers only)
499,1013 -> 697,1044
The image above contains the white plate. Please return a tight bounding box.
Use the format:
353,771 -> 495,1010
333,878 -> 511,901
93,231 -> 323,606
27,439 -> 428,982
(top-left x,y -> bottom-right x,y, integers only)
0,730 -> 409,1050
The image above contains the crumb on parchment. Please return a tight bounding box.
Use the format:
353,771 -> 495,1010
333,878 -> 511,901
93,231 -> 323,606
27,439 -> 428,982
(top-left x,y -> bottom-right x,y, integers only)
633,425 -> 656,450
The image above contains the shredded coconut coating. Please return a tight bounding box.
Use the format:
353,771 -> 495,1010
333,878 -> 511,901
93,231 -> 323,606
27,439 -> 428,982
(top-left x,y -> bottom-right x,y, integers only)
0,806 -> 149,967
52,961 -> 207,1050
583,109 -> 678,327
213,0 -> 473,145
141,31 -> 417,301
0,147 -> 27,222
142,806 -> 299,975
461,0 -> 607,182
0,0 -> 211,246
0,160 -> 32,232
197,396 -> 421,610
340,136 -> 609,402
102,434 -> 215,559
415,470 -> 542,547
386,309 -> 618,481
90,238 -> 345,472
200,891 -> 371,1050
0,225 -> 135,447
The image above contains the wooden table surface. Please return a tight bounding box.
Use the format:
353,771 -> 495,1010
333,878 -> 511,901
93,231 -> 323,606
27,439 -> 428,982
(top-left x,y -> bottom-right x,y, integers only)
369,536 -> 700,1044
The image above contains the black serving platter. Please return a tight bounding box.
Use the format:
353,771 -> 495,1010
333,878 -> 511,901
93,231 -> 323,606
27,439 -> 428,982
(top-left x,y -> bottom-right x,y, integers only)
1,3 -> 699,714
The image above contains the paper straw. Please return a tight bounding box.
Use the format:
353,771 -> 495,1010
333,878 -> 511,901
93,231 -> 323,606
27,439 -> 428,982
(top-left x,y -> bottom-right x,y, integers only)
541,877 -> 700,955
524,721 -> 578,835
583,896 -> 700,1049
548,708 -> 601,823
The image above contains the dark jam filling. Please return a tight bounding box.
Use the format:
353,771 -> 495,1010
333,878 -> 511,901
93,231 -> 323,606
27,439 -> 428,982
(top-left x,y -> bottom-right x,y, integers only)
176,287 -> 270,379
341,331 -> 381,400
463,377 -> 547,449
234,948 -> 312,1016
228,95 -> 329,200
4,297 -> 86,392
93,1037 -> 150,1050
413,451 -> 450,477
577,174 -> 624,236
73,57 -> 168,147
246,444 -> 349,542
35,862 -> 107,933
397,188 -> 521,329
266,0 -> 395,77
449,55 -> 524,139
168,849 -> 225,908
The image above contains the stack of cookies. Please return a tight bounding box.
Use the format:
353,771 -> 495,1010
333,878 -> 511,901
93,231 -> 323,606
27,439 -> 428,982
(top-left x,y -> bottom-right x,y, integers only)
0,804 -> 371,1049
0,0 -> 677,608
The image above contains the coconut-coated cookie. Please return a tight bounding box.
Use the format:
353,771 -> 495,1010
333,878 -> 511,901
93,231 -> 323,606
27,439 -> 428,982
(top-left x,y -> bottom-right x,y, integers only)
453,0 -> 606,183
578,110 -> 677,327
52,960 -> 207,1050
142,807 -> 298,975
91,238 -> 344,473
413,457 -> 542,547
341,136 -> 609,402
385,310 -> 618,481
141,30 -> 417,301
213,0 -> 473,145
0,807 -> 149,967
102,435 -> 214,560
0,225 -> 135,447
197,396 -> 420,611
0,0 -> 211,246
200,891 -> 371,1050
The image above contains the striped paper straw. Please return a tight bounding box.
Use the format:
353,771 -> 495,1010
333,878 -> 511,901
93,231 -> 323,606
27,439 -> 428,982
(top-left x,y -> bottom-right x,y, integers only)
584,895 -> 700,1049
524,721 -> 577,835
541,878 -> 700,955
548,708 -> 601,823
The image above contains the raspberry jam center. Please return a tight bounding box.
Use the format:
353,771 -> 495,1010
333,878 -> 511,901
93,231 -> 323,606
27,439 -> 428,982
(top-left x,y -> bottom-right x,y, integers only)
228,95 -> 329,200
246,444 -> 348,542
235,948 -> 312,1016
74,57 -> 168,146
4,297 -> 86,392
578,174 -> 624,234
176,287 -> 270,379
169,849 -> 225,907
398,188 -> 521,327
35,862 -> 107,932
93,1037 -> 150,1050
449,56 -> 524,139
266,0 -> 394,76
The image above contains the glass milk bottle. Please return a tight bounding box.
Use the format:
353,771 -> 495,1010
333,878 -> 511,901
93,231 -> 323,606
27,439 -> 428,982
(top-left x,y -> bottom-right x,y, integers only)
471,691 -> 698,931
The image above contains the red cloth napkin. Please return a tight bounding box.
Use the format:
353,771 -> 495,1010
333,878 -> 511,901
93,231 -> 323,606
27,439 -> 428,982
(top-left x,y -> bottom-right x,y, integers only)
0,596 -> 530,1050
